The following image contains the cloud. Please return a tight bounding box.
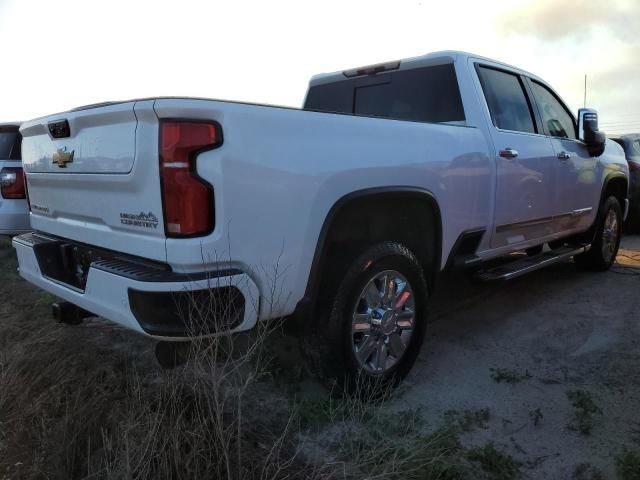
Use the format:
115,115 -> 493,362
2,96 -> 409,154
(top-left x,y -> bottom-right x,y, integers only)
494,0 -> 640,128
588,45 -> 640,132
496,0 -> 639,43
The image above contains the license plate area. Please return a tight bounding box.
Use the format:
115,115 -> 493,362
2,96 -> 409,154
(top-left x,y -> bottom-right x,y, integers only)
33,241 -> 105,291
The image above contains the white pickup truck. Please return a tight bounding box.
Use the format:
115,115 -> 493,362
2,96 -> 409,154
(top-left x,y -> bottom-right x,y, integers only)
13,51 -> 628,391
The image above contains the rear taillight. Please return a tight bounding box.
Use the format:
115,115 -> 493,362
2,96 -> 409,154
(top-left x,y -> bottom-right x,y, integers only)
159,120 -> 221,237
629,160 -> 640,172
0,167 -> 26,199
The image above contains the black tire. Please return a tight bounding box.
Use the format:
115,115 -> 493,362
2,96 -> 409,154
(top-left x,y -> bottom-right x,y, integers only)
575,196 -> 622,271
304,242 -> 428,397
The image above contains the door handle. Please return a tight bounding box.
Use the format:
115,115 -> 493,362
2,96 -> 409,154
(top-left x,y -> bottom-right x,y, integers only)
499,148 -> 519,159
557,151 -> 572,160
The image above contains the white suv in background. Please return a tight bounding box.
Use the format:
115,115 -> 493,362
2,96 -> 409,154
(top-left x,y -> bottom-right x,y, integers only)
0,123 -> 30,235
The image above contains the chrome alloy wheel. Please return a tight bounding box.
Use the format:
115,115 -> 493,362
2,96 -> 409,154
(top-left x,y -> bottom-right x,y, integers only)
602,208 -> 619,263
351,270 -> 415,374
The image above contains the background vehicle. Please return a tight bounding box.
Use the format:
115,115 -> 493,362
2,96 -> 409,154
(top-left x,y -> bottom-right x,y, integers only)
611,134 -> 640,230
13,51 -> 628,391
0,123 -> 29,235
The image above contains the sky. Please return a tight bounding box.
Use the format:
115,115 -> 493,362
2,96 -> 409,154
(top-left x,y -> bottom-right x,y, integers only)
0,0 -> 638,135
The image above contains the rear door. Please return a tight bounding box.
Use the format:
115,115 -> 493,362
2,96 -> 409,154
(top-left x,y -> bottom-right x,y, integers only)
474,64 -> 558,248
20,100 -> 167,262
526,79 -> 600,231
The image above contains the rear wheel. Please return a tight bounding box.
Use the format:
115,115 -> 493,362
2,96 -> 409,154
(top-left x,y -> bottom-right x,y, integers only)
304,242 -> 428,396
575,196 -> 622,271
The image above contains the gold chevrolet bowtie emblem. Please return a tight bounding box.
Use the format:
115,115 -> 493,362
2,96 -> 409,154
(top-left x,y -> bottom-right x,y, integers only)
52,148 -> 74,168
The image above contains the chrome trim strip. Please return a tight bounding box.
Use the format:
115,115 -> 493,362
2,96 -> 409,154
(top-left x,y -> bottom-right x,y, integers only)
571,207 -> 593,217
495,216 -> 553,233
496,207 -> 593,233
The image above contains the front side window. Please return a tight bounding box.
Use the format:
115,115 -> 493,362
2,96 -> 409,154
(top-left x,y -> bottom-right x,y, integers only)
529,81 -> 577,140
476,66 -> 536,134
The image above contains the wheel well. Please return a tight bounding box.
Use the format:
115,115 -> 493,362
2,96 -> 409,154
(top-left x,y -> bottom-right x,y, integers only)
603,175 -> 627,209
304,189 -> 442,321
573,174 -> 628,245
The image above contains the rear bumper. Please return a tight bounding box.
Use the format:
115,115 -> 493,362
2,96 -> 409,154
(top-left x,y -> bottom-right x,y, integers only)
13,232 -> 259,340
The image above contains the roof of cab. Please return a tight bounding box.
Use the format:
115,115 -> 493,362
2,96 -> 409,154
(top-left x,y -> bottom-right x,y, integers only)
308,50 -> 539,87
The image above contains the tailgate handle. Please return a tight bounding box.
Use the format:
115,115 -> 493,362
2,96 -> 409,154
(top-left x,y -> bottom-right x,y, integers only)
48,119 -> 71,139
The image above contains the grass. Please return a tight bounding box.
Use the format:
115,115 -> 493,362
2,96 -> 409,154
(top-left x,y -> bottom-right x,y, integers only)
0,310 -> 306,479
572,462 -> 605,480
0,240 -> 310,479
490,368 -> 532,385
616,447 -> 640,480
466,443 -> 520,480
566,390 -> 602,435
444,408 -> 491,432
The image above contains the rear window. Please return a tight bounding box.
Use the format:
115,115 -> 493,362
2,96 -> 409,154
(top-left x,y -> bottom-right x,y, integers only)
0,128 -> 21,160
304,63 -> 465,124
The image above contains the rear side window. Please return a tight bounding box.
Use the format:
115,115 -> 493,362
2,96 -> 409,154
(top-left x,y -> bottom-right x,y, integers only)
529,81 -> 577,140
0,129 -> 20,160
304,63 -> 465,124
634,140 -> 640,156
476,66 -> 536,134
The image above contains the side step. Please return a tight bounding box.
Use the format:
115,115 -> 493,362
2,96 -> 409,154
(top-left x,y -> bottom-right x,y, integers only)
475,245 -> 589,282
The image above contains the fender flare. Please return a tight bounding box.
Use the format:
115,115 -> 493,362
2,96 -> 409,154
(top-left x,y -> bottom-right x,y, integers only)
579,172 -> 628,243
300,186 -> 443,314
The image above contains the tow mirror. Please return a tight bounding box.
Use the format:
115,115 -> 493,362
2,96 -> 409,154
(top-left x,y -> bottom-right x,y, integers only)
578,108 -> 606,156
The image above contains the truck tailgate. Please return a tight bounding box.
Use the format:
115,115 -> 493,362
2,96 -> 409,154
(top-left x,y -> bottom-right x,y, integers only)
19,100 -> 166,262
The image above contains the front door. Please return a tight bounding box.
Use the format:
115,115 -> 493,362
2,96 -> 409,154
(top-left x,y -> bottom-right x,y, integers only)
527,79 -> 601,232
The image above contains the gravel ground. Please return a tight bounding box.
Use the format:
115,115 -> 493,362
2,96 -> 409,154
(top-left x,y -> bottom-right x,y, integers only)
393,235 -> 640,478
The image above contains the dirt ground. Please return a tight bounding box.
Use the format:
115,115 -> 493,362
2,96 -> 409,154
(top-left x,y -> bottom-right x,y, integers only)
394,236 -> 640,478
2,235 -> 640,478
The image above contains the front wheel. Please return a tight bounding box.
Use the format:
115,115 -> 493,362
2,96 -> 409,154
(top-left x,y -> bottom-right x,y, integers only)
575,196 -> 622,271
304,242 -> 429,396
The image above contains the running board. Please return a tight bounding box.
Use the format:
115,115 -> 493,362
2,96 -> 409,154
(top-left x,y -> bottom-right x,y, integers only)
475,245 -> 590,282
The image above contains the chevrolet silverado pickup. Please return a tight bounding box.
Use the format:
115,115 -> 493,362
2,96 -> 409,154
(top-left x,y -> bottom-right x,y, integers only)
13,51 -> 628,391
